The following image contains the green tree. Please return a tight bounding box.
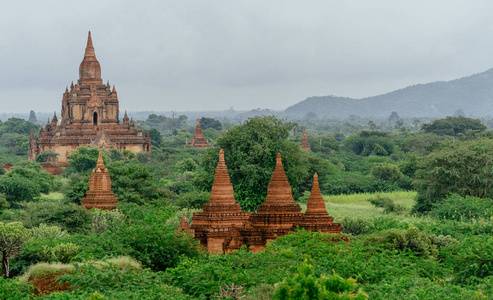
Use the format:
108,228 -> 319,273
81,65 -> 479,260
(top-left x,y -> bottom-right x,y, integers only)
273,260 -> 367,300
67,147 -> 104,173
421,116 -> 486,136
371,163 -> 403,182
199,117 -> 222,131
414,138 -> 493,212
196,116 -> 311,212
343,131 -> 395,156
0,118 -> 39,136
0,222 -> 31,278
34,150 -> 59,163
0,133 -> 28,155
107,160 -> 170,205
0,163 -> 57,204
146,128 -> 163,147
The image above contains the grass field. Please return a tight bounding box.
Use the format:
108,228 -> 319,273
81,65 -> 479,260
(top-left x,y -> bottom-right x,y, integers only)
299,191 -> 417,222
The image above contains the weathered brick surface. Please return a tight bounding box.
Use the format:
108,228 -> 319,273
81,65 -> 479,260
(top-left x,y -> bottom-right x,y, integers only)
186,119 -> 212,148
81,150 -> 118,210
301,130 -> 311,151
187,150 -> 343,253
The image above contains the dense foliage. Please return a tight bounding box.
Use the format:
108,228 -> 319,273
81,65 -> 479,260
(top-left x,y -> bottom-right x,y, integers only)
414,138 -> 493,212
2,113 -> 493,298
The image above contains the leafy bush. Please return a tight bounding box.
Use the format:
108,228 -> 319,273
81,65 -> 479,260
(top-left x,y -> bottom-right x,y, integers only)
370,163 -> 402,182
428,194 -> 493,222
40,242 -> 80,263
0,277 -> 33,299
173,191 -> 210,210
340,217 -> 374,236
273,260 -> 367,299
361,227 -> 455,258
414,138 -> 493,212
12,201 -> 92,234
0,163 -> 59,204
443,235 -> 493,284
90,209 -> 126,233
325,172 -> 400,195
31,223 -> 69,239
367,195 -> 407,214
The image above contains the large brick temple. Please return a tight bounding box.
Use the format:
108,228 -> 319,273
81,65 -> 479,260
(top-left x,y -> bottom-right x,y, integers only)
28,32 -> 151,163
178,149 -> 344,253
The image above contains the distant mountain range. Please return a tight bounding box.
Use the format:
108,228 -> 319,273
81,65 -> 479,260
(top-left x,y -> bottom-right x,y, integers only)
285,68 -> 493,118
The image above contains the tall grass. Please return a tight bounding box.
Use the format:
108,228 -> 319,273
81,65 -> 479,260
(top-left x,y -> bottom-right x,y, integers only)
323,191 -> 416,203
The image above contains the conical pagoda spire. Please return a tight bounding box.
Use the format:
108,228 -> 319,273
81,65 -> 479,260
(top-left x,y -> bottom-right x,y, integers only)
305,173 -> 327,214
263,153 -> 295,206
84,31 -> 96,58
193,119 -> 204,138
96,149 -> 105,170
209,149 -> 237,205
301,130 -> 310,151
186,118 -> 211,148
79,31 -> 102,82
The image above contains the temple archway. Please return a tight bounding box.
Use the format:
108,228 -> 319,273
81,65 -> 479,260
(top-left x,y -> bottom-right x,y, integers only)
93,112 -> 98,125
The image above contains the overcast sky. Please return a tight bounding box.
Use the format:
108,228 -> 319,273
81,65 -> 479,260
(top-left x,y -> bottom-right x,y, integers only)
2,1 -> 493,113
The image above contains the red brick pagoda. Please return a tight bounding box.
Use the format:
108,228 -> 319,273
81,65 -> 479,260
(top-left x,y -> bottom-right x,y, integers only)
186,119 -> 212,148
28,32 -> 151,163
301,130 -> 311,151
179,150 -> 344,253
81,150 -> 118,210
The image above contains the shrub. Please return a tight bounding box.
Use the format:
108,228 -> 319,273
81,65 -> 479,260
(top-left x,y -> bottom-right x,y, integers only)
39,242 -> 80,263
90,209 -> 126,234
341,217 -> 374,236
367,195 -> 407,214
0,277 -> 33,299
361,227 -> 456,258
413,138 -> 493,212
13,201 -> 92,234
31,223 -> 69,239
173,191 -> 210,210
428,194 -> 493,222
370,163 -> 402,182
273,260 -> 368,299
443,235 -> 493,284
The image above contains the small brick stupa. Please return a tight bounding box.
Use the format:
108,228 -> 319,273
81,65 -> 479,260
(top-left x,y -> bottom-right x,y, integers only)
180,150 -> 344,253
191,149 -> 250,253
248,154 -> 303,251
301,130 -> 311,151
186,119 -> 212,148
299,173 -> 343,233
81,150 -> 118,210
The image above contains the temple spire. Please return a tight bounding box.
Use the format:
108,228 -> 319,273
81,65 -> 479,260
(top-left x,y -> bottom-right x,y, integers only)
79,31 -> 101,81
96,149 -> 105,170
263,153 -> 295,206
84,31 -> 96,58
301,130 -> 310,151
209,149 -> 237,206
305,173 -> 327,214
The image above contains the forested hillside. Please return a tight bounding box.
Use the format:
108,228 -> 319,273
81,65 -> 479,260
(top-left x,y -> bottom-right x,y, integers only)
286,68 -> 493,118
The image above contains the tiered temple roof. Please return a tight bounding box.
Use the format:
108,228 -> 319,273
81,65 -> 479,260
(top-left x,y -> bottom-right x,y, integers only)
180,150 -> 344,253
190,149 -> 250,253
81,150 -> 118,210
28,32 -> 151,163
301,130 -> 311,151
186,119 -> 212,148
